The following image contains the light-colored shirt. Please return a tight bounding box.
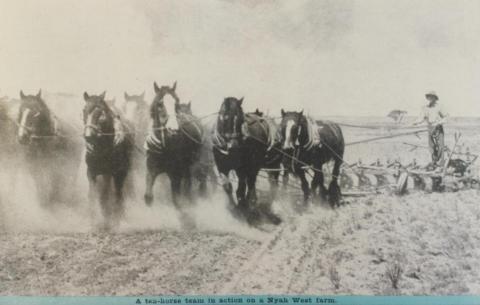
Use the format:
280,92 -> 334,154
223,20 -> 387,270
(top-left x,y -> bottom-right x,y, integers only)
416,103 -> 447,127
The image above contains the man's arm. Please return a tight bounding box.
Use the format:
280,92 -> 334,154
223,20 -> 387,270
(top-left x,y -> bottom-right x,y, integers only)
436,107 -> 448,125
411,107 -> 426,126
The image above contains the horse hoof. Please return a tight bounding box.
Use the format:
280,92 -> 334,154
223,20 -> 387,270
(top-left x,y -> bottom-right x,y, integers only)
144,194 -> 153,206
264,211 -> 282,225
230,206 -> 247,222
245,209 -> 262,226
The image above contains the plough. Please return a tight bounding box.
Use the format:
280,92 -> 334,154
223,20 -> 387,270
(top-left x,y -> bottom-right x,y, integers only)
339,131 -> 479,196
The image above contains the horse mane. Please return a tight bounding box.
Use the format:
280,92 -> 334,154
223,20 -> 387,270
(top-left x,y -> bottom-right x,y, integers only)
298,112 -> 308,127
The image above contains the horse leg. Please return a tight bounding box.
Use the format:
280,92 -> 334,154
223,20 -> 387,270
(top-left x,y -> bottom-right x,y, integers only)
113,171 -> 127,220
282,169 -> 290,190
183,166 -> 193,203
311,167 -> 328,202
169,173 -> 182,208
246,169 -> 259,208
209,167 -> 218,192
218,169 -> 235,207
197,166 -> 208,198
296,169 -> 310,203
144,170 -> 157,206
328,159 -> 342,207
33,162 -> 52,209
235,170 -> 247,209
87,168 -> 97,204
96,175 -> 112,219
268,170 -> 280,202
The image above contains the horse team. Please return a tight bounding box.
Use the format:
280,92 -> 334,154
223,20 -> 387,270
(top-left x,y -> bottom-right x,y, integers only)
2,81 -> 345,226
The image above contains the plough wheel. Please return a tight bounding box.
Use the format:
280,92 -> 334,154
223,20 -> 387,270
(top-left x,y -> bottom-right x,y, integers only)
374,174 -> 391,186
422,176 -> 444,192
340,171 -> 359,189
359,173 -> 378,187
412,175 -> 426,190
384,174 -> 398,185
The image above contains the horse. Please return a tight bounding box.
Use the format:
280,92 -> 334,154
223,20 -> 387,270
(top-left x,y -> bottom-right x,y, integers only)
144,81 -> 204,207
83,91 -> 133,225
16,90 -> 82,207
246,108 -> 284,204
212,97 -> 279,223
0,96 -> 18,163
174,100 -> 217,197
0,96 -> 21,222
122,92 -> 149,144
279,110 -> 345,207
116,92 -> 150,197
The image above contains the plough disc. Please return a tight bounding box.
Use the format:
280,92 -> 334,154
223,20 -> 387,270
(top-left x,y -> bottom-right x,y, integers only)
340,171 -> 359,189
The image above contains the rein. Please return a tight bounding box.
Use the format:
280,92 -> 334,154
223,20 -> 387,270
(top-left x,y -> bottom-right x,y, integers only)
15,109 -> 60,140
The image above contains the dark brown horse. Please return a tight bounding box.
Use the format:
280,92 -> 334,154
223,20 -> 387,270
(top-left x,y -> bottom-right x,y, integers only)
16,90 -> 82,207
175,101 -> 217,197
280,110 -> 345,207
144,82 -> 203,207
213,98 -> 280,223
83,92 -> 133,225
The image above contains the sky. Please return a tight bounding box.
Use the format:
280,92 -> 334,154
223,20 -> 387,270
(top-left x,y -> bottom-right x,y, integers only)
1,0 -> 480,117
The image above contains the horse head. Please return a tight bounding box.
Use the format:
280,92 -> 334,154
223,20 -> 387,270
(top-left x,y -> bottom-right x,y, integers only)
17,90 -> 54,144
83,91 -> 115,144
176,101 -> 192,115
123,91 -> 148,125
216,97 -> 244,151
280,109 -> 308,150
151,81 -> 180,132
252,108 -> 263,117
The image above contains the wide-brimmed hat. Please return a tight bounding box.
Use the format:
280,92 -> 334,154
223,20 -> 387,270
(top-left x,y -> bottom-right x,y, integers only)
425,91 -> 439,100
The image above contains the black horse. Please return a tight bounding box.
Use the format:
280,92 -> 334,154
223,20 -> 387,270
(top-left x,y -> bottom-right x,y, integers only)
83,91 -> 133,224
144,82 -> 203,207
213,97 -> 280,222
279,110 -> 345,207
16,90 -> 82,207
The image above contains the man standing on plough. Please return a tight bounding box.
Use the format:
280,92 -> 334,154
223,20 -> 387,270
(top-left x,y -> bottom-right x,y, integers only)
413,91 -> 448,166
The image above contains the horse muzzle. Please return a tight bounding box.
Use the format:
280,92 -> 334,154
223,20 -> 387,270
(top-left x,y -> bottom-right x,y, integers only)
226,139 -> 240,150
283,141 -> 294,150
17,134 -> 30,145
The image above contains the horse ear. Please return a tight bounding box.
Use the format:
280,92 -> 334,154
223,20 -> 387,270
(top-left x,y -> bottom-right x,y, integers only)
124,92 -> 129,100
281,109 -> 285,117
83,92 -> 89,101
299,109 -> 304,116
36,89 -> 42,99
20,90 -> 26,100
154,82 -> 161,95
100,91 -> 106,100
188,101 -> 191,109
172,81 -> 177,92
141,91 -> 145,99
239,97 -> 244,105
